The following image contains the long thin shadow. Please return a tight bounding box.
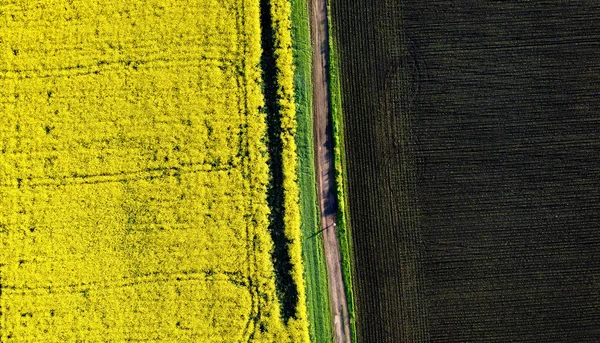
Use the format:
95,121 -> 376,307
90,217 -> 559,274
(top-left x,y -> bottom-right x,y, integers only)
304,223 -> 335,241
259,0 -> 299,323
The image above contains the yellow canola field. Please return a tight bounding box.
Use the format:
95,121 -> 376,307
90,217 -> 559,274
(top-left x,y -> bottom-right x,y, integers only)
0,0 -> 307,341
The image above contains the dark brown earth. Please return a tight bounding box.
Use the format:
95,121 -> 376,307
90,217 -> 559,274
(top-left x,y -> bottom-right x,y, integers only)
331,0 -> 600,342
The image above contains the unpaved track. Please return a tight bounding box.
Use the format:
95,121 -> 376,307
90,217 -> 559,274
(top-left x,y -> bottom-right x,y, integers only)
309,0 -> 352,341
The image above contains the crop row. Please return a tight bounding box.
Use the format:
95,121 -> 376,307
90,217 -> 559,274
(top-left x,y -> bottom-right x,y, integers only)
331,0 -> 428,342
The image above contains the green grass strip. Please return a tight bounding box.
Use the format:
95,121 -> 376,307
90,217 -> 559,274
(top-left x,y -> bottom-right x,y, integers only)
291,0 -> 335,341
326,0 -> 358,341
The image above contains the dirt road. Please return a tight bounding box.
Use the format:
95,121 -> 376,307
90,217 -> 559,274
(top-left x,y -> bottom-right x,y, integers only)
309,0 -> 352,341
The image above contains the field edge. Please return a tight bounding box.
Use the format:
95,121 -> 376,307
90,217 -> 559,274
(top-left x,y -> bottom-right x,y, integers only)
326,0 -> 358,341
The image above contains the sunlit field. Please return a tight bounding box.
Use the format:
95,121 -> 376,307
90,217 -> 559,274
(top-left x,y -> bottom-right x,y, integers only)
0,1 -> 307,341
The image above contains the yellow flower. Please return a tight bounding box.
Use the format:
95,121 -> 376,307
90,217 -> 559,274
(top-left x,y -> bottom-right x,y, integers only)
0,0 -> 308,341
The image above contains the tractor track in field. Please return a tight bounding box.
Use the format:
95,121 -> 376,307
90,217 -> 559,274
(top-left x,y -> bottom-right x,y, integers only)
309,0 -> 352,341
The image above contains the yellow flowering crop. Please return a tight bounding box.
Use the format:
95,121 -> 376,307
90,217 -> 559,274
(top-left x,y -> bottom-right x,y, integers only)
0,0 -> 307,341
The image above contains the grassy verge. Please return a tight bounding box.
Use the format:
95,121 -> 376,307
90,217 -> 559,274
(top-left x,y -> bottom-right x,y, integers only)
290,0 -> 335,341
326,0 -> 357,341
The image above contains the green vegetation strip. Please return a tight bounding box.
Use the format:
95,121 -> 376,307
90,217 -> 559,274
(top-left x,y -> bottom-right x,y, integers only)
290,0 -> 335,341
327,0 -> 358,341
